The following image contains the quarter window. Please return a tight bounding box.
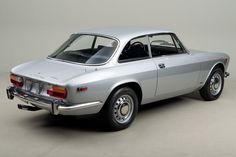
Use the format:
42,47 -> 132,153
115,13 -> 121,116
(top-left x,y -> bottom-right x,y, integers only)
119,36 -> 149,62
149,34 -> 178,57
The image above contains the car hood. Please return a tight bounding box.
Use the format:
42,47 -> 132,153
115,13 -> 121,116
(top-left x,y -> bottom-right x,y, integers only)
11,58 -> 93,84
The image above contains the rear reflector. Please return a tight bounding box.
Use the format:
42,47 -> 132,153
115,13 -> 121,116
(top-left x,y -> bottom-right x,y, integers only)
77,87 -> 88,92
10,74 -> 23,87
47,85 -> 67,99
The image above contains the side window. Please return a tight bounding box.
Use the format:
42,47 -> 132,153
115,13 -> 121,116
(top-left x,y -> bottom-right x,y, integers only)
172,35 -> 185,53
119,36 -> 149,62
149,34 -> 178,57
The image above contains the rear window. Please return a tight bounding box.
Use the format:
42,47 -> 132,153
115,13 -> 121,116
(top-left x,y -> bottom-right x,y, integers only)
49,34 -> 118,64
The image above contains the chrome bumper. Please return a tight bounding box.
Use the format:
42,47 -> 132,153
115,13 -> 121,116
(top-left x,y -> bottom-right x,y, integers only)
6,86 -> 103,115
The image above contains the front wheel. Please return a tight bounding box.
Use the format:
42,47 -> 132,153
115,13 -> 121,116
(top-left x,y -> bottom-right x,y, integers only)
101,87 -> 138,131
200,67 -> 224,101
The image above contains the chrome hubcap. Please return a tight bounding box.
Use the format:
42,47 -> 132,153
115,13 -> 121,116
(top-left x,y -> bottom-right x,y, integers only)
210,72 -> 222,96
113,95 -> 134,124
121,104 -> 129,115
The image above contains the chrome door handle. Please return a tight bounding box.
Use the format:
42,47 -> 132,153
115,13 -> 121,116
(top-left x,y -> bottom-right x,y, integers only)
158,63 -> 165,69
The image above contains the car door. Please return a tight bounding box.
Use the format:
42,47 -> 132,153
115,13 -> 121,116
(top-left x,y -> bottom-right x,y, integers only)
149,33 -> 201,100
118,35 -> 157,104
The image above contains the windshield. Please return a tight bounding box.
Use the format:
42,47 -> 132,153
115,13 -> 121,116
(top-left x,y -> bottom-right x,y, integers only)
49,34 -> 118,64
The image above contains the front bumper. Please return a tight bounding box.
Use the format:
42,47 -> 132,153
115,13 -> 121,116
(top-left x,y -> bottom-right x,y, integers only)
6,86 -> 103,115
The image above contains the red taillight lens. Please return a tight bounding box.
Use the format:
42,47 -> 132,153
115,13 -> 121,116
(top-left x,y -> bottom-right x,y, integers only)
47,85 -> 67,99
10,74 -> 23,87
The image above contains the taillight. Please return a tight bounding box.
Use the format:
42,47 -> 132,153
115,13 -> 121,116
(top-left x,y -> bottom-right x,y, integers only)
47,85 -> 67,99
10,74 -> 23,87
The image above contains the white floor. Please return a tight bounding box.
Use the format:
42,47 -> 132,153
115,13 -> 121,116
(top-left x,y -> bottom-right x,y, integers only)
0,72 -> 236,157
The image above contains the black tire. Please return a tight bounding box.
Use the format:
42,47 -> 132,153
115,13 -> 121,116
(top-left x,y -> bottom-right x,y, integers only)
101,87 -> 138,131
200,67 -> 224,101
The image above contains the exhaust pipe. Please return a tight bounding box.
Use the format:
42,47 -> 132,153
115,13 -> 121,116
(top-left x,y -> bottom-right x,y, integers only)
18,104 -> 41,111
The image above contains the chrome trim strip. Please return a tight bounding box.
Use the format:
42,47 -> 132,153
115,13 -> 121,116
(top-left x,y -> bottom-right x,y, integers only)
58,101 -> 102,112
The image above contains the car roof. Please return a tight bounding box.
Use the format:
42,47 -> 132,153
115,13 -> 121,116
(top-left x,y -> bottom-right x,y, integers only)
78,27 -> 173,41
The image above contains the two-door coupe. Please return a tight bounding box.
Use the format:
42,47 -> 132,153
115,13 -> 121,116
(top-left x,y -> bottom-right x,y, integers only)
6,27 -> 230,130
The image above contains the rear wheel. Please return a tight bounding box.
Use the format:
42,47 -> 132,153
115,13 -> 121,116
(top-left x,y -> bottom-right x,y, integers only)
200,67 -> 224,101
101,87 -> 138,131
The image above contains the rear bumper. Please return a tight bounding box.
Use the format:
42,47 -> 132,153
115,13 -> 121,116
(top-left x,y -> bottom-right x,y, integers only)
6,86 -> 103,115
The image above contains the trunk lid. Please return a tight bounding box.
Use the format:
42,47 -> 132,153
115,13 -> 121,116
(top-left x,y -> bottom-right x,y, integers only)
12,58 -> 91,84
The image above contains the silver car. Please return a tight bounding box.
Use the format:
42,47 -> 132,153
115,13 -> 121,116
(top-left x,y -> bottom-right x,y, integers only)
6,27 -> 230,130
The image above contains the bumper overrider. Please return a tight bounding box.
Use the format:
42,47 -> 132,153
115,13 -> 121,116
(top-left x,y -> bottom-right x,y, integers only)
6,86 -> 103,115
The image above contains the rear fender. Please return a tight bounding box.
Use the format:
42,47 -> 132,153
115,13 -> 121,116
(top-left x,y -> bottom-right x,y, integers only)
201,61 -> 225,87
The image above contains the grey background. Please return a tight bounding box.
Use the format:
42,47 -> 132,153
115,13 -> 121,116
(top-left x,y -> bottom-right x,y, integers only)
0,0 -> 236,157
0,0 -> 235,78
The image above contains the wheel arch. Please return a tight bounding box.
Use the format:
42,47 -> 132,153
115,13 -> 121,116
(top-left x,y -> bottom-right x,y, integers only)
202,62 -> 225,86
105,80 -> 143,105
